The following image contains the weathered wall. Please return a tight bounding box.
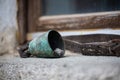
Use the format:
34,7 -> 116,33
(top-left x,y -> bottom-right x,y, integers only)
0,0 -> 18,55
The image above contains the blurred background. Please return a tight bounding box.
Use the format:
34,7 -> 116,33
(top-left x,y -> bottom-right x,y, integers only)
42,0 -> 120,15
0,0 -> 120,55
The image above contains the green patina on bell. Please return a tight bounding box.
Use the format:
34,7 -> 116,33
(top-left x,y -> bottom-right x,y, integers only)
28,30 -> 65,58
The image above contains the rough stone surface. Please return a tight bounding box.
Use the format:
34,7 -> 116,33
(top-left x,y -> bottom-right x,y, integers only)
0,51 -> 120,80
0,0 -> 18,55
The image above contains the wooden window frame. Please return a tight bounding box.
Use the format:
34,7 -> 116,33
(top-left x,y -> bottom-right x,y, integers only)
38,11 -> 120,31
18,0 -> 120,44
27,0 -> 120,32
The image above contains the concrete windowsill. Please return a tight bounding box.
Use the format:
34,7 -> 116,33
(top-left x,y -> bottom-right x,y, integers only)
0,51 -> 120,80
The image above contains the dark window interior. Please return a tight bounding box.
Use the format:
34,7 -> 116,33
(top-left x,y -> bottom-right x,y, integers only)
42,0 -> 120,16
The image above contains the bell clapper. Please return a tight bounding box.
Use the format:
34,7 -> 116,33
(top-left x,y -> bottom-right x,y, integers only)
54,48 -> 64,57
